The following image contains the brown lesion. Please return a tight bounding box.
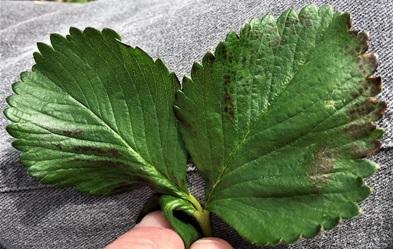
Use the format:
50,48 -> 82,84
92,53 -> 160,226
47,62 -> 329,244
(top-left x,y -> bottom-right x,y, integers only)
343,122 -> 376,139
68,158 -> 132,172
367,76 -> 382,96
348,99 -> 377,118
223,74 -> 235,120
348,97 -> 387,120
299,14 -> 313,28
348,30 -> 369,53
374,101 -> 388,119
358,52 -> 378,75
350,140 -> 382,158
308,148 -> 336,191
62,129 -> 83,137
75,146 -> 120,157
49,127 -> 83,137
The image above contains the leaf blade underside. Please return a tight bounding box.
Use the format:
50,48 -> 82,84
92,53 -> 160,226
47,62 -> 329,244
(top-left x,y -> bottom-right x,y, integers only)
5,28 -> 188,197
175,5 -> 385,245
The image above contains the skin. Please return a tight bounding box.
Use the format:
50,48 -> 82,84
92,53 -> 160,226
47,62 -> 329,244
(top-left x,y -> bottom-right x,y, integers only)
105,211 -> 233,249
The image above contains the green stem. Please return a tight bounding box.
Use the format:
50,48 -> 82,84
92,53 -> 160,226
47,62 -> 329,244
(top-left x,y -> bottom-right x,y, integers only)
188,194 -> 212,236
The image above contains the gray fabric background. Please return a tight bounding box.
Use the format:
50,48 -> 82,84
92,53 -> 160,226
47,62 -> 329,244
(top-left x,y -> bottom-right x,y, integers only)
0,0 -> 392,248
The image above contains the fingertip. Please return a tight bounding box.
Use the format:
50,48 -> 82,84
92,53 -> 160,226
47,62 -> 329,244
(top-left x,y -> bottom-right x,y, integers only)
105,227 -> 184,249
190,237 -> 233,249
105,211 -> 184,249
136,211 -> 172,229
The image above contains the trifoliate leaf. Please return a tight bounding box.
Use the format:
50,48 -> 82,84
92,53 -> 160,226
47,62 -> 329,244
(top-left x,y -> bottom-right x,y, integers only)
5,27 -> 188,198
175,5 -> 385,245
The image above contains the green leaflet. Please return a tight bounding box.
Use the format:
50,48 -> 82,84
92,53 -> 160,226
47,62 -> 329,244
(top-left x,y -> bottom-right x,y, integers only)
4,27 -> 188,198
175,4 -> 385,245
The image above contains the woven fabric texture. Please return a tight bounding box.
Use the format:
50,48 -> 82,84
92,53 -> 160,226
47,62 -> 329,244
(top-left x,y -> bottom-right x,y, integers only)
0,0 -> 392,248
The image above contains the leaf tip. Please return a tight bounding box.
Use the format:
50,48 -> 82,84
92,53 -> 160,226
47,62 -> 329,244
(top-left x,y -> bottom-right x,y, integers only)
3,107 -> 12,122
69,27 -> 83,35
341,12 -> 353,30
214,41 -> 229,62
19,71 -> 29,81
11,140 -> 25,152
49,33 -> 67,47
225,31 -> 239,41
202,51 -> 215,66
367,76 -> 382,96
302,3 -> 318,11
134,46 -> 154,61
36,42 -> 53,56
5,95 -> 15,107
261,13 -> 275,23
351,30 -> 370,53
32,51 -> 43,64
359,52 -> 379,76
191,62 -> 203,76
102,28 -> 122,40
83,27 -> 101,38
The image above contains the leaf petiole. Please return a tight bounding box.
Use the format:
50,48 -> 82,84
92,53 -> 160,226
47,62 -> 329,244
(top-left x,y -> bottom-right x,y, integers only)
187,194 -> 212,236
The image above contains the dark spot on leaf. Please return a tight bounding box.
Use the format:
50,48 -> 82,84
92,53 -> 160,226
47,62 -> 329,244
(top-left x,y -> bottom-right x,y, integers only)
368,99 -> 387,122
348,30 -> 369,53
349,30 -> 359,36
369,140 -> 382,156
309,148 -> 335,191
222,73 -> 235,119
377,101 -> 388,116
49,128 -> 83,137
343,122 -> 376,139
343,13 -> 352,29
250,30 -> 262,40
223,75 -> 231,85
62,129 -> 83,137
350,88 -> 363,98
371,101 -> 387,121
285,14 -> 298,27
358,53 -> 378,76
299,15 -> 312,27
351,140 -> 381,158
223,86 -> 235,120
367,76 -> 382,96
71,158 -> 129,169
348,99 -> 378,119
72,146 -> 120,157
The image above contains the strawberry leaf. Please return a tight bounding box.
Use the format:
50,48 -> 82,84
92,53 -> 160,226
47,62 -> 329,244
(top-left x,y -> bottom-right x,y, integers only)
175,5 -> 385,245
5,28 -> 188,198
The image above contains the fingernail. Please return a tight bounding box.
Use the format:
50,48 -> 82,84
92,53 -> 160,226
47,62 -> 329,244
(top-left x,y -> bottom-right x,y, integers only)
190,238 -> 233,249
136,211 -> 171,228
132,239 -> 157,249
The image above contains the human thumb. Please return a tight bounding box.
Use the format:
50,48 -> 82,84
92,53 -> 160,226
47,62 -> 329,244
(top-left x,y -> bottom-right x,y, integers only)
105,211 -> 184,249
